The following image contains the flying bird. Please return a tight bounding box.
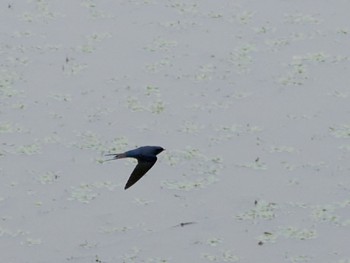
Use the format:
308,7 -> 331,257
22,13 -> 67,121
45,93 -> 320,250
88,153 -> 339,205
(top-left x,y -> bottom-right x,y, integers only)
105,146 -> 165,190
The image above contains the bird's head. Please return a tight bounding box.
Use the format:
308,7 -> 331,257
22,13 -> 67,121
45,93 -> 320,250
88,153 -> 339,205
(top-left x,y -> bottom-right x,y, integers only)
154,146 -> 165,155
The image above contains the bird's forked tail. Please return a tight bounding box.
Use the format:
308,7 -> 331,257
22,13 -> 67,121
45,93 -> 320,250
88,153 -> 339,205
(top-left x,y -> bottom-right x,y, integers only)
104,153 -> 127,162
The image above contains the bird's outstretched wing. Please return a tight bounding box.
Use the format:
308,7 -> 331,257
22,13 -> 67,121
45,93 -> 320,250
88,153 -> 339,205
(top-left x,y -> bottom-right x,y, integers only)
124,159 -> 157,189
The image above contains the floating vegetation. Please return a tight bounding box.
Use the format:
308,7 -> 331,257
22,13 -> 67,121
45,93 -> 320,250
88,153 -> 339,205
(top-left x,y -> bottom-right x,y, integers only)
162,176 -> 218,191
49,93 -> 72,102
126,96 -> 144,112
215,124 -> 263,140
284,13 -> 321,24
327,90 -> 348,98
256,231 -> 278,244
231,91 -> 252,99
106,136 -> 130,153
63,62 -> 87,76
22,237 -> 42,246
11,103 -> 26,110
80,0 -> 112,19
99,226 -> 131,234
302,52 -> 329,63
0,226 -> 27,238
229,44 -> 257,74
338,145 -> 350,151
75,131 -> 103,151
133,198 -> 154,206
278,57 -> 309,86
145,58 -> 172,73
0,122 -> 23,134
179,120 -> 204,134
6,56 -> 30,66
75,132 -> 129,153
236,159 -> 268,170
162,147 -> 223,191
278,52 -> 346,86
163,147 -> 223,177
87,32 -> 112,43
121,247 -> 141,262
144,37 -> 178,52
207,12 -> 223,19
36,171 -> 60,184
202,250 -> 240,262
20,0 -> 63,22
159,19 -> 197,30
265,37 -> 290,50
69,181 -> 118,203
86,107 -> 113,122
254,25 -> 275,34
77,44 -> 95,53
269,145 -> 296,153
149,100 -> 166,114
12,30 -> 33,37
257,227 -> 316,245
43,133 -> 61,144
1,2 -> 349,261
236,200 -> 278,221
35,201 -> 43,207
206,237 -> 222,247
17,144 -> 41,155
125,86 -> 166,114
280,226 -> 316,240
337,27 -> 349,34
312,205 -> 340,225
147,257 -> 171,263
93,181 -> 118,191
301,161 -> 328,171
193,64 -> 216,82
181,147 -> 205,160
0,70 -> 21,98
236,11 -> 255,25
145,85 -> 160,96
69,184 -> 99,204
167,2 -> 198,15
222,250 -> 240,262
281,161 -> 298,171
286,254 -> 313,263
79,240 -> 98,249
329,125 -> 350,138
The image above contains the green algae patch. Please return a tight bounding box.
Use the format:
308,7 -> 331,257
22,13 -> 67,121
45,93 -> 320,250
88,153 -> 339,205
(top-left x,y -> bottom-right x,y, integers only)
202,250 -> 240,262
330,125 -> 350,138
236,200 -> 278,221
17,144 -> 41,155
0,122 -> 23,133
280,226 -> 317,240
0,70 -> 21,98
162,176 -> 218,191
237,159 -> 268,170
257,227 -> 316,245
68,181 -> 118,204
36,171 -> 60,184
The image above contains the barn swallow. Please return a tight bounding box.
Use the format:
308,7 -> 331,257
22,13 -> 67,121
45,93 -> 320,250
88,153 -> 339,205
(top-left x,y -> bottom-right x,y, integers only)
105,146 -> 165,190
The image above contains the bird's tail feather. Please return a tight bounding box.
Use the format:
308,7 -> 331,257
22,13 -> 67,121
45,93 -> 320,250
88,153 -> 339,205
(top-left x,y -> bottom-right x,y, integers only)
104,153 -> 127,162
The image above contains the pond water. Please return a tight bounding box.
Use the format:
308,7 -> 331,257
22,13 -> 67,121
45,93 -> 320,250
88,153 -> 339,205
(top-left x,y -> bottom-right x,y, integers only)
1,1 -> 350,262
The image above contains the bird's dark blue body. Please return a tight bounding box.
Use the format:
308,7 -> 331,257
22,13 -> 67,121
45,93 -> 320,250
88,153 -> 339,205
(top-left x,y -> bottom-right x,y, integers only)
124,146 -> 163,161
105,146 -> 164,189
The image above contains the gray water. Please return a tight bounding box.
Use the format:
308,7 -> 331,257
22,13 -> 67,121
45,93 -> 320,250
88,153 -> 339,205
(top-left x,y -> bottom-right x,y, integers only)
1,1 -> 350,262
